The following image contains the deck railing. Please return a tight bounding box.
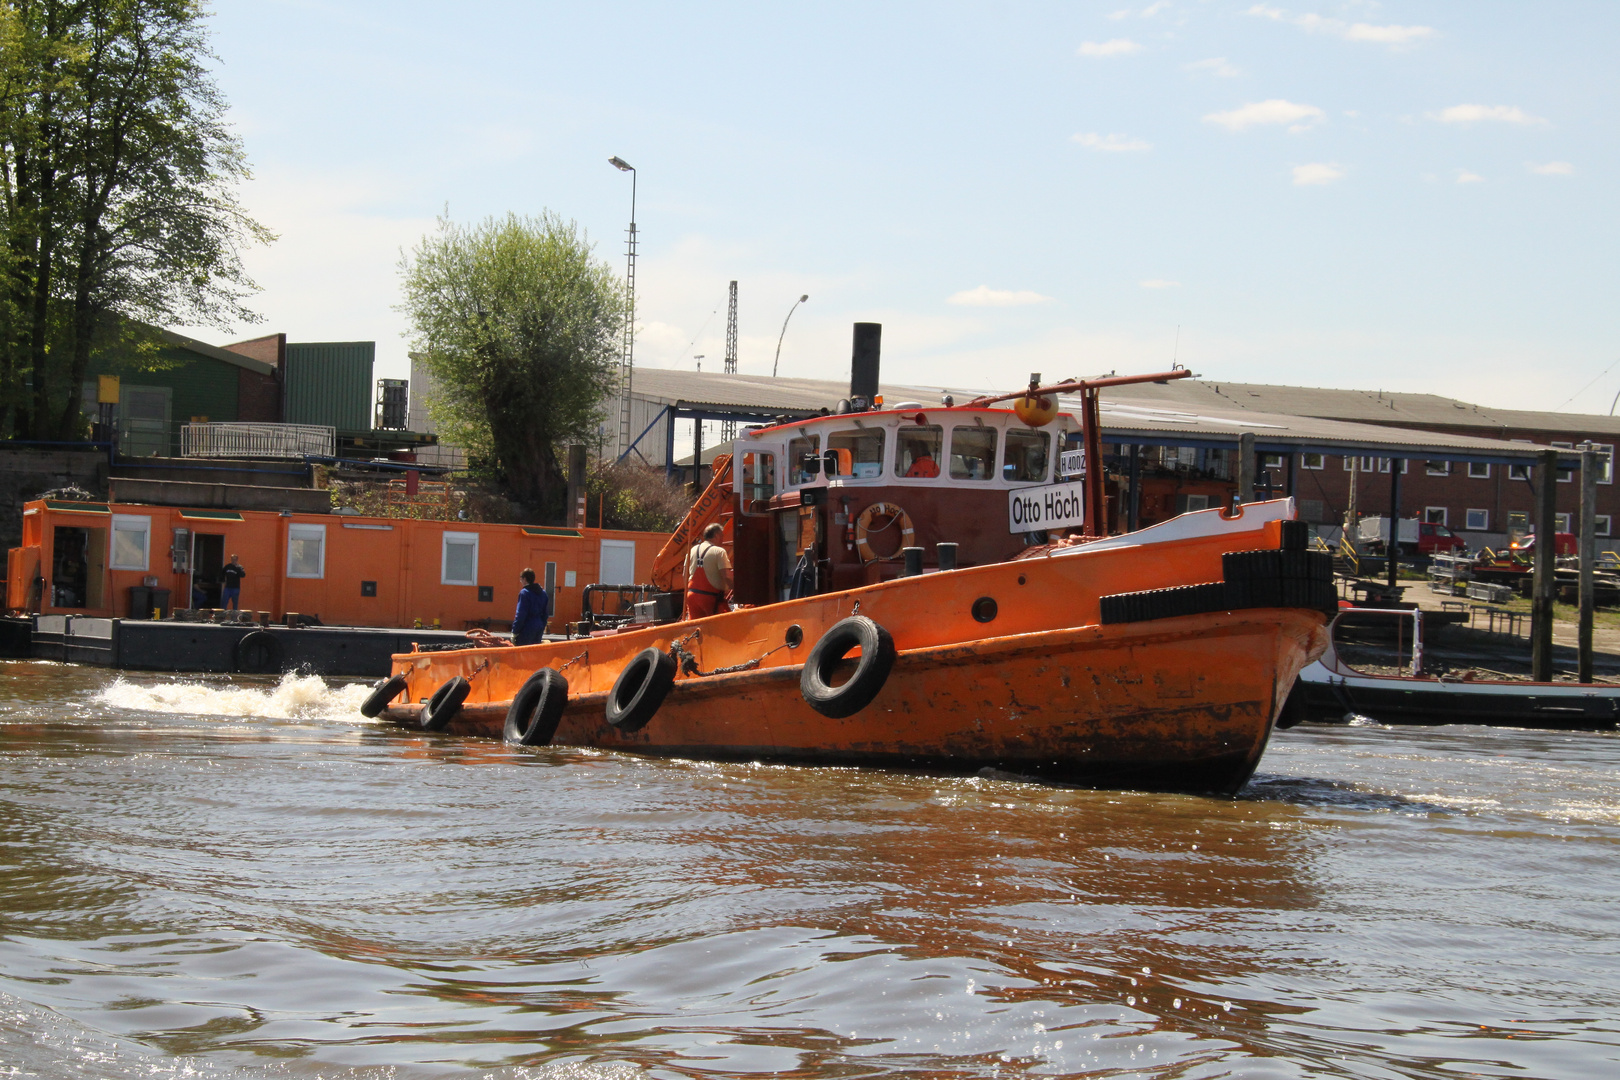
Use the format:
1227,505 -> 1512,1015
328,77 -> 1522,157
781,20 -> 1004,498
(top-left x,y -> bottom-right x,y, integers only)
180,422 -> 336,460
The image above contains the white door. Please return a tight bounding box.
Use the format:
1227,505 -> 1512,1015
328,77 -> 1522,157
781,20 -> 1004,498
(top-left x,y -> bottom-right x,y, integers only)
598,540 -> 636,585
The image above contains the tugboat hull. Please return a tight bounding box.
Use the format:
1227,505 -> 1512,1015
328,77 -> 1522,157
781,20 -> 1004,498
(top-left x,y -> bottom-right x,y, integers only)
382,503 -> 1330,794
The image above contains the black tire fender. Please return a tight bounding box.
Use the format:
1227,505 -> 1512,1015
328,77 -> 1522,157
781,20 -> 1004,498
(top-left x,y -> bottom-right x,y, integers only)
360,673 -> 408,718
504,668 -> 570,745
800,615 -> 897,719
234,630 -> 284,674
605,648 -> 677,732
421,676 -> 470,731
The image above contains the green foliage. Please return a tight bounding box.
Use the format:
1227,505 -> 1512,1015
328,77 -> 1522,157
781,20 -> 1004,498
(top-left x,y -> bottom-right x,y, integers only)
398,211 -> 625,520
0,0 -> 271,440
584,460 -> 694,533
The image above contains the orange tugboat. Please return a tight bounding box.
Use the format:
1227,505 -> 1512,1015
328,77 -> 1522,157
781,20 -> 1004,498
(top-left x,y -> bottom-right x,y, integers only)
372,327 -> 1334,792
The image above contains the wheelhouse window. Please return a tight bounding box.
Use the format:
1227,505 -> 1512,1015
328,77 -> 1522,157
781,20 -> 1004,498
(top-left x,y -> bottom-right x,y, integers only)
787,433 -> 821,485
948,426 -> 997,480
441,531 -> 478,585
826,427 -> 885,479
894,425 -> 944,478
739,452 -> 776,503
287,523 -> 326,579
1003,428 -> 1051,483
110,514 -> 151,571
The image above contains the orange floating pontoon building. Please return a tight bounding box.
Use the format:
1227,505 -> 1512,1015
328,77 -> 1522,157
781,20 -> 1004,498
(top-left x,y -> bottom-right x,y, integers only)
6,498 -> 668,633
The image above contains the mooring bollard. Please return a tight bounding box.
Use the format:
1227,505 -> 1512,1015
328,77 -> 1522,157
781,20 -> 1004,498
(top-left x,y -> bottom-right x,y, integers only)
902,546 -> 924,577
937,542 -> 958,571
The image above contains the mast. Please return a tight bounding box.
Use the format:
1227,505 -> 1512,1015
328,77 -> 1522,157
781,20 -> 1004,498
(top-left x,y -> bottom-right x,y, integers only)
721,280 -> 738,443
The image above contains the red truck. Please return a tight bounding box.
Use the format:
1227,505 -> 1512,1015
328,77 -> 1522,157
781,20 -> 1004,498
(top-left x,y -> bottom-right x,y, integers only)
1357,516 -> 1468,556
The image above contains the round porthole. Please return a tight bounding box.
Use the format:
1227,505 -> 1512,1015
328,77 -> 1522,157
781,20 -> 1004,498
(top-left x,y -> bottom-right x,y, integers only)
971,597 -> 998,623
1017,575 -> 1027,586
785,624 -> 804,648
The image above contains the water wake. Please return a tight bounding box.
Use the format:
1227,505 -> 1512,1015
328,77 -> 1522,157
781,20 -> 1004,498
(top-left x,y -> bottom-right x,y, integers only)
94,671 -> 374,723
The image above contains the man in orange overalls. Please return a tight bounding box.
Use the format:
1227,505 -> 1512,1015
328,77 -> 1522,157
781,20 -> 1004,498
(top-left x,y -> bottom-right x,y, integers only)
683,522 -> 733,620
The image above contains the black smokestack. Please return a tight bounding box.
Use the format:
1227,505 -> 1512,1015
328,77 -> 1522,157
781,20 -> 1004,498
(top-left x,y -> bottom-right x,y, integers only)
850,322 -> 881,402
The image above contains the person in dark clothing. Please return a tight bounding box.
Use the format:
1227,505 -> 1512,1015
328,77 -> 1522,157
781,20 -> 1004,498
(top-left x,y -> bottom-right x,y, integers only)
512,567 -> 549,646
221,555 -> 246,611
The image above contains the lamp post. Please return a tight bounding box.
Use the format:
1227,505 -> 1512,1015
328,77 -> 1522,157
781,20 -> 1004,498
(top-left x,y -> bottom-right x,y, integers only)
771,294 -> 810,378
609,156 -> 637,456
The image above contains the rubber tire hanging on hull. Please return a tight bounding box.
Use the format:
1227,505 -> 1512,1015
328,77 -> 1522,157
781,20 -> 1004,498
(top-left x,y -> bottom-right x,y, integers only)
421,676 -> 470,731
234,630 -> 283,674
360,673 -> 408,718
800,616 -> 897,719
504,668 -> 570,745
606,648 -> 677,733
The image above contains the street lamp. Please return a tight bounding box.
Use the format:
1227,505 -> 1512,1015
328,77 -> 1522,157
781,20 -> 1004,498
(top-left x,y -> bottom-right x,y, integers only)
771,294 -> 810,378
609,156 -> 637,456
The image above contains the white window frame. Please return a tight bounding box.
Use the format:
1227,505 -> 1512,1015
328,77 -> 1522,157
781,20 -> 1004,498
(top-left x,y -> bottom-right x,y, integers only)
286,523 -> 327,579
1423,507 -> 1447,526
1597,515 -> 1612,538
1260,452 -> 1285,469
1556,513 -> 1573,533
1593,444 -> 1614,485
1553,442 -> 1573,482
1425,460 -> 1451,476
1301,452 -> 1324,470
1465,509 -> 1489,531
441,530 -> 479,586
1467,461 -> 1491,479
1509,440 -> 1533,481
109,514 -> 151,571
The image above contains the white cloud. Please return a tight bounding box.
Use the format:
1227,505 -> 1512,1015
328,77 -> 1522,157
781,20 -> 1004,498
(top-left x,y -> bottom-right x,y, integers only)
1292,162 -> 1345,185
1140,0 -> 1171,16
1456,170 -> 1485,184
1077,38 -> 1141,57
1205,99 -> 1325,133
1247,5 -> 1433,47
1529,161 -> 1575,176
1072,132 -> 1152,153
1107,8 -> 1130,20
1430,104 -> 1547,126
1186,56 -> 1242,78
1140,279 -> 1181,289
948,286 -> 1052,307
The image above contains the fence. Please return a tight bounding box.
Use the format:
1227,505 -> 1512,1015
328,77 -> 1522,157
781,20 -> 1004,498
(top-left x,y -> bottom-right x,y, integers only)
180,422 -> 336,460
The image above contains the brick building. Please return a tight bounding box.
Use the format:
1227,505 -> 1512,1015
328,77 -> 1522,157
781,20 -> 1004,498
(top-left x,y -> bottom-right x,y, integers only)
1109,381 -> 1619,548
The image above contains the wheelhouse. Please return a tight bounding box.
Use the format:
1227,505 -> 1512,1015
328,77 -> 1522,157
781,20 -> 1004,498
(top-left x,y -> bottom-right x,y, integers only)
726,405 -> 1082,603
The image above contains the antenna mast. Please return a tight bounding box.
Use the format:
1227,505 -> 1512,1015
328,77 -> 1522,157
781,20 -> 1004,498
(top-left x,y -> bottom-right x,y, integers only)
721,280 -> 738,442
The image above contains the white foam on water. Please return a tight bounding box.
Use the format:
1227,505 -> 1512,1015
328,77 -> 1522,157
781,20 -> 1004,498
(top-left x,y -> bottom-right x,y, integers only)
94,671 -> 375,724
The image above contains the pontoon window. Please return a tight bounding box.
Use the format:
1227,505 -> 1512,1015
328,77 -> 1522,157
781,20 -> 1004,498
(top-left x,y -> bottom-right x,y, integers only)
787,434 -> 821,485
826,427 -> 886,479
949,426 -> 997,480
894,426 -> 944,478
1002,429 -> 1051,483
110,515 -> 151,571
441,531 -> 478,586
287,523 -> 327,579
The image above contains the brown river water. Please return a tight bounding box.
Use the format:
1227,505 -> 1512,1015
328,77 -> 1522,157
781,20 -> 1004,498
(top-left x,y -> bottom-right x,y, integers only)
2,660 -> 1617,1079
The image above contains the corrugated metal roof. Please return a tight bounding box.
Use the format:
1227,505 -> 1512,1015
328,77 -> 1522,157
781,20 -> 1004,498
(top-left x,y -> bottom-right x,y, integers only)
625,367 -> 1576,462
1104,378 -> 1620,437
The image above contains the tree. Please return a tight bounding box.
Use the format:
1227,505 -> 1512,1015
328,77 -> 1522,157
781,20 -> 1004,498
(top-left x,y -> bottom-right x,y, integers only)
0,0 -> 270,440
399,211 -> 626,520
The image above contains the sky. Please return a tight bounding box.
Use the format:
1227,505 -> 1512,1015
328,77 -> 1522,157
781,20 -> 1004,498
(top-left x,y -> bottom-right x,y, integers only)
188,1 -> 1619,415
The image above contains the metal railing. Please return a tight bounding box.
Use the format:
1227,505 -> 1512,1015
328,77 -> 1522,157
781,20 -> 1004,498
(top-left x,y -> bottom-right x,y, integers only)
180,422 -> 336,460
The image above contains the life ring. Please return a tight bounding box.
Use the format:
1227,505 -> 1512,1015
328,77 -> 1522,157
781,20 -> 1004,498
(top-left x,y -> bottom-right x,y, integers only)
855,502 -> 915,564
234,630 -> 283,674
360,673 -> 408,718
421,676 -> 470,731
606,647 -> 677,732
504,668 -> 569,745
800,616 -> 897,718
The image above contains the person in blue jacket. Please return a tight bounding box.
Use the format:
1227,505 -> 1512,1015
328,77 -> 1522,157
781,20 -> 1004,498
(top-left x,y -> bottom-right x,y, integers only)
512,567 -> 549,646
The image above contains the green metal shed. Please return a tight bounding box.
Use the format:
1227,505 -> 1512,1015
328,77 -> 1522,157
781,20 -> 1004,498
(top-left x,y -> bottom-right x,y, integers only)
283,342 -> 375,432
